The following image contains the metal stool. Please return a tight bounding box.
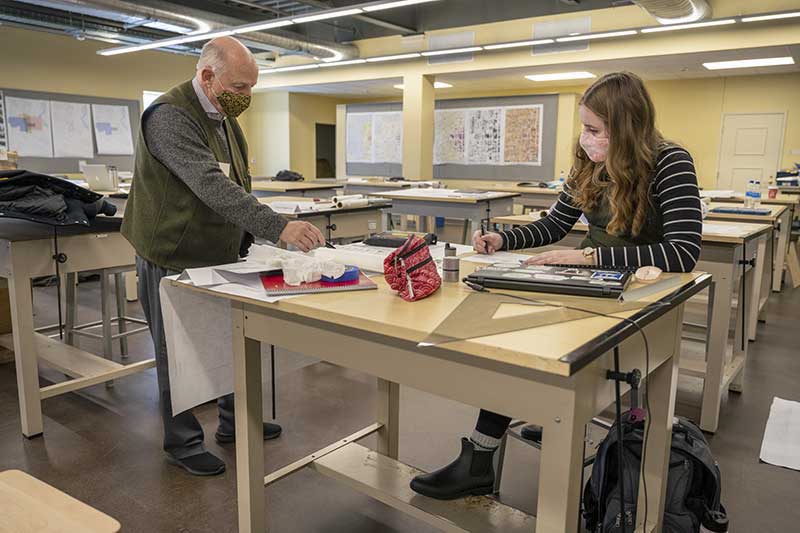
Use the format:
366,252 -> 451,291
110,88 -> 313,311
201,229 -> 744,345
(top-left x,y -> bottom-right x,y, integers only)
62,266 -> 148,368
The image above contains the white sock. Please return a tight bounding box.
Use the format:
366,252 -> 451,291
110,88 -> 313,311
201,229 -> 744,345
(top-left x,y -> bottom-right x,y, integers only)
470,430 -> 500,452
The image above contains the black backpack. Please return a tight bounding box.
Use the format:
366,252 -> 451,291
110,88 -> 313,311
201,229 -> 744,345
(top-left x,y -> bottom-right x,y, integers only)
274,169 -> 304,182
583,413 -> 725,532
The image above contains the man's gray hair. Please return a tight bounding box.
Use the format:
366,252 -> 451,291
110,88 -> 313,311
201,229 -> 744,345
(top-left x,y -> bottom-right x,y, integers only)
197,41 -> 227,74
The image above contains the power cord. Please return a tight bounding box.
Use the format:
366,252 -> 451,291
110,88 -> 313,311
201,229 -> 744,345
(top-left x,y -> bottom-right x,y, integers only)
462,280 -> 656,531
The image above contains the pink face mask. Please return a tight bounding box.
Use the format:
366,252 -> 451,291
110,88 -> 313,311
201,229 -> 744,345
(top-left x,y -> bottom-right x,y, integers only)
579,131 -> 609,162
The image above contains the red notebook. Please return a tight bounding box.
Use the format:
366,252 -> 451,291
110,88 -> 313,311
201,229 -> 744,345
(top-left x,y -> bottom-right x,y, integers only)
260,272 -> 377,296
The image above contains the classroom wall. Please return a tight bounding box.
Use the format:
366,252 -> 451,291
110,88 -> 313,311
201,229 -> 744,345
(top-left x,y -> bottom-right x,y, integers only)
240,91 -> 291,177
288,93 -> 349,180
0,27 -> 197,103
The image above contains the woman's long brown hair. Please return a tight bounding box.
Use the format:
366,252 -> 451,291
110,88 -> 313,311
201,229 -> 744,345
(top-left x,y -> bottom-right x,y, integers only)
570,72 -> 666,237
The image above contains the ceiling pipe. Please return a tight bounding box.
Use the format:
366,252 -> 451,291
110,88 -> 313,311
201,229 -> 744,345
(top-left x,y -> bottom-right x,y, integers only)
632,0 -> 711,24
13,0 -> 358,59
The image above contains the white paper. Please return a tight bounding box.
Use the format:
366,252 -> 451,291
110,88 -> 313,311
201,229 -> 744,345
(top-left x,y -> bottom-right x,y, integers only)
91,103 -> 134,155
760,397 -> 800,471
434,110 -> 466,164
50,101 -> 94,158
314,241 -> 474,273
373,112 -> 403,164
346,113 -> 373,163
702,222 -> 753,237
5,96 -> 54,157
466,108 -> 502,164
462,251 -> 534,264
699,189 -> 736,198
384,187 -> 505,200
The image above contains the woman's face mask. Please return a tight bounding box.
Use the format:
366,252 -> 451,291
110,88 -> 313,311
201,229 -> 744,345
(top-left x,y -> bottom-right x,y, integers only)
578,105 -> 609,163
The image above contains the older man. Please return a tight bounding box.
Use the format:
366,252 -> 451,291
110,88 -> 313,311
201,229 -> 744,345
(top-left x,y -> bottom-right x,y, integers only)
122,36 -> 325,476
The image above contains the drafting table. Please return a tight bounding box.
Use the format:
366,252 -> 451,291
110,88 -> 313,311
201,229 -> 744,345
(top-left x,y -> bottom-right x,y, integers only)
167,264 -> 709,533
706,203 -> 791,292
492,213 -> 770,433
0,217 -> 155,438
257,196 -> 390,241
370,189 -> 518,243
481,183 -> 560,212
250,180 -> 344,199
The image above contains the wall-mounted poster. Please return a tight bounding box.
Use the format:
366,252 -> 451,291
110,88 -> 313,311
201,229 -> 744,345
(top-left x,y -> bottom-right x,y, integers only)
503,105 -> 543,166
346,112 -> 373,163
92,103 -> 134,155
372,112 -> 403,164
5,96 -> 54,157
51,101 -> 94,158
466,108 -> 502,164
434,110 -> 466,164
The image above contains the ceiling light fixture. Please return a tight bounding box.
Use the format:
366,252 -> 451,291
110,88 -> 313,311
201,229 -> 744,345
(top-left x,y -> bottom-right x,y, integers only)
483,39 -> 555,50
641,19 -> 736,33
393,81 -> 453,89
260,64 -> 320,74
98,29 -> 235,55
365,52 -> 422,62
233,20 -> 295,33
420,46 -> 483,56
292,8 -> 363,24
556,30 -> 638,42
741,11 -> 800,22
320,59 -> 368,67
702,56 -> 795,70
525,71 -> 597,82
363,0 -> 442,12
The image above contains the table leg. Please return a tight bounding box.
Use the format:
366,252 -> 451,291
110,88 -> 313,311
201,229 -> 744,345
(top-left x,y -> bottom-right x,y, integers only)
376,379 -> 399,459
636,352 -> 680,532
747,235 -> 767,341
8,273 -> 43,437
124,271 -> 137,302
232,304 -> 265,533
114,273 -> 129,359
461,220 -> 470,244
731,250 -> 755,393
535,391 -> 585,533
64,272 -> 77,346
381,210 -> 392,233
773,211 -> 791,292
699,261 -> 733,433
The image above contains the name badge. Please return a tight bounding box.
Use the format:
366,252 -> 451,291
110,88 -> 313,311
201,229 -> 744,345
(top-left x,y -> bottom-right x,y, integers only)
219,162 -> 231,178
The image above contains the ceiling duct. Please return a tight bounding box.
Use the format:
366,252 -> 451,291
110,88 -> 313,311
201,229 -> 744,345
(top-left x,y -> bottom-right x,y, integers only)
632,0 -> 711,24
12,0 -> 358,60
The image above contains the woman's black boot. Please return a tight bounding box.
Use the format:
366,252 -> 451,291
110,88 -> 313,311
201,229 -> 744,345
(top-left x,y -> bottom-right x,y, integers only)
409,437 -> 495,500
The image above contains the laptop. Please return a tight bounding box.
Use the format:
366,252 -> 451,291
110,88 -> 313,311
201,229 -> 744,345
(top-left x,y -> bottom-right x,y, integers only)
82,164 -> 117,192
465,263 -> 635,298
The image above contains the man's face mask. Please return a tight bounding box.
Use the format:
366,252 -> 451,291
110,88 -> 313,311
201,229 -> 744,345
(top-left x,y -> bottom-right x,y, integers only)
579,130 -> 609,163
210,78 -> 251,118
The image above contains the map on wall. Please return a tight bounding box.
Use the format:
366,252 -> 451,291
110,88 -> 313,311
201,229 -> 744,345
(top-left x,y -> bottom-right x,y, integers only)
466,108 -> 502,164
372,112 -> 403,164
91,103 -> 134,155
434,110 -> 466,164
503,105 -> 542,165
0,91 -> 8,154
4,96 -> 54,157
346,113 -> 373,163
51,101 -> 94,158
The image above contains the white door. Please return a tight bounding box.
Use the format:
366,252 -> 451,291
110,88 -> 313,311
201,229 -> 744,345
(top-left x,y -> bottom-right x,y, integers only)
717,113 -> 785,191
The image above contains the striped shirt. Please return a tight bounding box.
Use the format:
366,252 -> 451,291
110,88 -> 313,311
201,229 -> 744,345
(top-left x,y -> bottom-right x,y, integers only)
500,147 -> 702,272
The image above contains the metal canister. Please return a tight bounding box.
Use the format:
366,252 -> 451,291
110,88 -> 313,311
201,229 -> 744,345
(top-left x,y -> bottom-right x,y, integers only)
442,255 -> 460,283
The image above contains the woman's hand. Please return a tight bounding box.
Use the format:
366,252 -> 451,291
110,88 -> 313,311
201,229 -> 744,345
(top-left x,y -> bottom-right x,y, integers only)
523,249 -> 591,266
472,230 -> 503,254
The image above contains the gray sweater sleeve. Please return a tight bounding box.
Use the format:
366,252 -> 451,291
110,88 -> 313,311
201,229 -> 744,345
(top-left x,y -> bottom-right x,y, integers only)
142,104 -> 288,243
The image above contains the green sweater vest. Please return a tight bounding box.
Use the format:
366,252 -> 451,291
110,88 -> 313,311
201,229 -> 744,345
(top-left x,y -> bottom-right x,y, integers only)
121,80 -> 251,270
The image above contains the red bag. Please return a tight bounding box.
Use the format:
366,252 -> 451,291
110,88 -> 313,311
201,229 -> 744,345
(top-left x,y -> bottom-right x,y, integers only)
384,235 -> 442,301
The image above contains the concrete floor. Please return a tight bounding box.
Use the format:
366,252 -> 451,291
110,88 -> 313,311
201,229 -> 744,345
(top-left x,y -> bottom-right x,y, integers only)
1,257 -> 799,532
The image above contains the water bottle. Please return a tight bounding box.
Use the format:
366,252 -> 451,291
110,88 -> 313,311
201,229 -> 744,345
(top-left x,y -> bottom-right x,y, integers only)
557,170 -> 566,191
752,180 -> 762,208
744,180 -> 754,208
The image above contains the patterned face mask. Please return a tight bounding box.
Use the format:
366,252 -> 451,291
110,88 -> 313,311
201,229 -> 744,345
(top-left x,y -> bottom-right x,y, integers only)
211,82 -> 251,117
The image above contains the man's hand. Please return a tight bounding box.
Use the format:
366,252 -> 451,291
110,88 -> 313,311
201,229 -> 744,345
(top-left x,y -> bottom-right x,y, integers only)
472,230 -> 503,254
523,249 -> 590,266
279,221 -> 326,252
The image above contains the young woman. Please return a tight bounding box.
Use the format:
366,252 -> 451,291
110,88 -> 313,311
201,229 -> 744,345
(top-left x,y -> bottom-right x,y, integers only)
410,71 -> 703,500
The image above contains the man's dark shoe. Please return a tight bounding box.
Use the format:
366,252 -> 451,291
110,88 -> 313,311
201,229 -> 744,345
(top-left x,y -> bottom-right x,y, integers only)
215,422 -> 282,444
166,451 -> 226,476
409,437 -> 495,500
520,424 -> 543,443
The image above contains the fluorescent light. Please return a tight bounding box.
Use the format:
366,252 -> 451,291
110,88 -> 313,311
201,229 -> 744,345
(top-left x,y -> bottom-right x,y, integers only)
234,20 -> 295,33
363,0 -> 441,12
393,82 -> 453,89
483,39 -> 555,50
259,64 -> 320,74
742,11 -> 800,22
292,8 -> 363,23
702,56 -> 795,70
97,29 -> 235,55
420,46 -> 483,56
365,52 -> 421,62
641,19 -> 736,33
525,71 -> 596,82
556,30 -> 638,42
319,59 -> 367,67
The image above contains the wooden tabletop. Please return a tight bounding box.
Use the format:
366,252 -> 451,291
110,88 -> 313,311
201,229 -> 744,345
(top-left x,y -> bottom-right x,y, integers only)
491,214 -> 773,244
705,202 -> 787,223
346,180 -> 412,189
705,193 -> 799,207
251,181 -> 345,192
257,196 -> 388,217
172,267 -> 707,377
371,189 -> 519,204
481,183 -> 559,195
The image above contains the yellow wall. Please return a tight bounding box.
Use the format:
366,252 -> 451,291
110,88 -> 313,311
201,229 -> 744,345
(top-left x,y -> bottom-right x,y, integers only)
288,93 -> 348,179
0,27 -> 196,103
242,91 -> 291,177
